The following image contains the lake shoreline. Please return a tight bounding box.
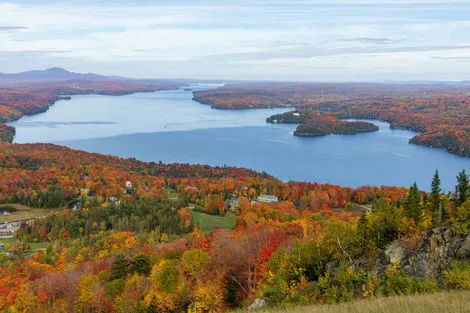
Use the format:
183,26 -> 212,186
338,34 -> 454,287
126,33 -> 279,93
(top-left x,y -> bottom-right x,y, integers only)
8,86 -> 470,191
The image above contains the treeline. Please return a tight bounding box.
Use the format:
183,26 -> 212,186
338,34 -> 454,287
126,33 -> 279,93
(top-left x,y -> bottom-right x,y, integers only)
0,124 -> 14,143
19,197 -> 186,241
194,83 -> 470,157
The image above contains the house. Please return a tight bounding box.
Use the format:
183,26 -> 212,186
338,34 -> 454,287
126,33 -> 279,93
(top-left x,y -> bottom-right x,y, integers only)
293,112 -> 301,116
225,194 -> 239,211
125,181 -> 133,189
257,194 -> 279,203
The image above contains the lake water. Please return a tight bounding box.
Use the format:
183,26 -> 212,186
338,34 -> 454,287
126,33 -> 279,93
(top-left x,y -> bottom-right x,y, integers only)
9,84 -> 470,191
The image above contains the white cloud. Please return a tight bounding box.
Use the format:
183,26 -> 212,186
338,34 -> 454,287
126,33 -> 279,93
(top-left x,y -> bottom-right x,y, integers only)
0,0 -> 469,80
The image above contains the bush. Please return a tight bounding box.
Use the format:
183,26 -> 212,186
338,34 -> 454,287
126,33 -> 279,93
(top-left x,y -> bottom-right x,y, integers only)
335,262 -> 366,302
452,200 -> 470,235
444,261 -> 470,289
413,276 -> 438,293
380,264 -> 438,296
380,265 -> 414,296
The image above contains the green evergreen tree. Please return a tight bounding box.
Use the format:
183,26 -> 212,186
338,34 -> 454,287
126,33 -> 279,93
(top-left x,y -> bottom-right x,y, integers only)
130,253 -> 151,276
431,170 -> 441,225
110,254 -> 130,280
357,211 -> 368,238
441,196 -> 449,222
456,169 -> 470,206
405,182 -> 421,223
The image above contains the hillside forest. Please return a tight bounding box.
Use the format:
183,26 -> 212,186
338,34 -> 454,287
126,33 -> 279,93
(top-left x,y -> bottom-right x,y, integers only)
0,142 -> 469,312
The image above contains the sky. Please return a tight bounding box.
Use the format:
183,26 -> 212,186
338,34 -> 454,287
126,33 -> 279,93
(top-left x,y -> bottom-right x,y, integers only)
0,0 -> 470,81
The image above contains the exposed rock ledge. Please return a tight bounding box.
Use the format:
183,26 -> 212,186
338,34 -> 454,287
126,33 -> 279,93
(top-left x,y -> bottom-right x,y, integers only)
376,225 -> 470,280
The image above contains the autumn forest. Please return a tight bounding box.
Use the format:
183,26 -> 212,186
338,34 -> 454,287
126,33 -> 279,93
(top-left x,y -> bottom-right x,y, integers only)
194,83 -> 470,156
0,76 -> 469,313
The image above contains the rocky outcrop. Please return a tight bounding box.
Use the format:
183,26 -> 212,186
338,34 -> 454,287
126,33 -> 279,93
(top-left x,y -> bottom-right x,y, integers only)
247,298 -> 266,311
376,225 -> 470,280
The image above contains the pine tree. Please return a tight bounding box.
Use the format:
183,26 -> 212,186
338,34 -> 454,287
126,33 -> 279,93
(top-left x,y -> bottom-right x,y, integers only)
130,253 -> 151,276
456,169 -> 470,206
405,182 -> 421,223
357,211 -> 368,238
431,170 -> 441,225
110,254 -> 130,280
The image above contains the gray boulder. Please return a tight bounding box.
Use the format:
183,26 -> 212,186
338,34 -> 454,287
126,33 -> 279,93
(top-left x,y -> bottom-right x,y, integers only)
247,298 -> 266,311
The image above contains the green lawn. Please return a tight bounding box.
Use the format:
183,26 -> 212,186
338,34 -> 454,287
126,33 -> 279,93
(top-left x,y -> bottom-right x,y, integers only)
165,188 -> 180,201
191,211 -> 236,234
0,203 -> 50,223
0,237 -> 14,256
0,238 -> 50,258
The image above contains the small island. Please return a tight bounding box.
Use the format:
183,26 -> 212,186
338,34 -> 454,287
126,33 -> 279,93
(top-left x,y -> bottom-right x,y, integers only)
267,111 -> 379,137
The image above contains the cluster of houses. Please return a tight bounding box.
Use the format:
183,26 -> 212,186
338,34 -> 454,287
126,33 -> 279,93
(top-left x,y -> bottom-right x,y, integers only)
80,178 -> 134,202
223,193 -> 280,212
256,194 -> 279,203
0,220 -> 27,235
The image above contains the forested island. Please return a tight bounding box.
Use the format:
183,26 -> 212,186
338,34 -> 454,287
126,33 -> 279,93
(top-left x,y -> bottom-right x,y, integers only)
194,83 -> 470,157
267,111 -> 378,137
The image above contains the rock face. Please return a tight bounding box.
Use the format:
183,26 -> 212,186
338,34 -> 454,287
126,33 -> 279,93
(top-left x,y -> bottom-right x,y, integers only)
247,298 -> 266,311
376,225 -> 470,280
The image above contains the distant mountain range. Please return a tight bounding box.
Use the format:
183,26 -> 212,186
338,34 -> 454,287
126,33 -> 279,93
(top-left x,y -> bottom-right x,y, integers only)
0,67 -> 118,82
3,68 -> 466,86
0,68 -> 231,86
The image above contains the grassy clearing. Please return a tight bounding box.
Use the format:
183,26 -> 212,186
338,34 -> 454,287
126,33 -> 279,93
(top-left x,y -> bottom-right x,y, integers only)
0,203 -> 50,223
260,290 -> 470,313
166,188 -> 180,201
0,238 -> 50,257
0,237 -> 14,256
191,211 -> 236,234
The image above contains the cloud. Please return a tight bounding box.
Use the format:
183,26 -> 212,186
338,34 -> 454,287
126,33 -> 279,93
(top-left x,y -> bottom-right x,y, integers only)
0,0 -> 469,81
432,56 -> 470,60
338,37 -> 405,45
0,26 -> 28,32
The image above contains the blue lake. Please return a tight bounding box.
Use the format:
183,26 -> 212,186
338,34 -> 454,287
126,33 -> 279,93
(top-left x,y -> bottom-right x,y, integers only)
9,84 -> 470,191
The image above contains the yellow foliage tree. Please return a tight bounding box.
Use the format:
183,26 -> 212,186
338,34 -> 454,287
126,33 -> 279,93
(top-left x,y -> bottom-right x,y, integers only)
9,284 -> 38,313
182,249 -> 210,277
191,278 -> 226,313
144,289 -> 178,313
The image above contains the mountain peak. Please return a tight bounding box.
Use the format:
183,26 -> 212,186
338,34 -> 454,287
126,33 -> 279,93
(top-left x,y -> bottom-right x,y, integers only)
0,67 -> 109,82
45,67 -> 71,73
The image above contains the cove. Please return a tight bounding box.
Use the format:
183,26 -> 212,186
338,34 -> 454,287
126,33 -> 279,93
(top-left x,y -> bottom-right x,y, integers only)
8,85 -> 470,191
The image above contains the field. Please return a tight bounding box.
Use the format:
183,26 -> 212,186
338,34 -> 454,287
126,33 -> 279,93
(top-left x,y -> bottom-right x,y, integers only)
0,237 -> 13,256
166,188 -> 180,201
191,211 -> 236,233
261,291 -> 470,313
0,236 -> 50,257
0,203 -> 50,223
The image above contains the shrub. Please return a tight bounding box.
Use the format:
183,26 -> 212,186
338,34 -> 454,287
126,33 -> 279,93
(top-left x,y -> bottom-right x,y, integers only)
380,265 -> 414,296
413,276 -> 438,293
452,200 -> 470,235
444,261 -> 470,289
335,262 -> 366,302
